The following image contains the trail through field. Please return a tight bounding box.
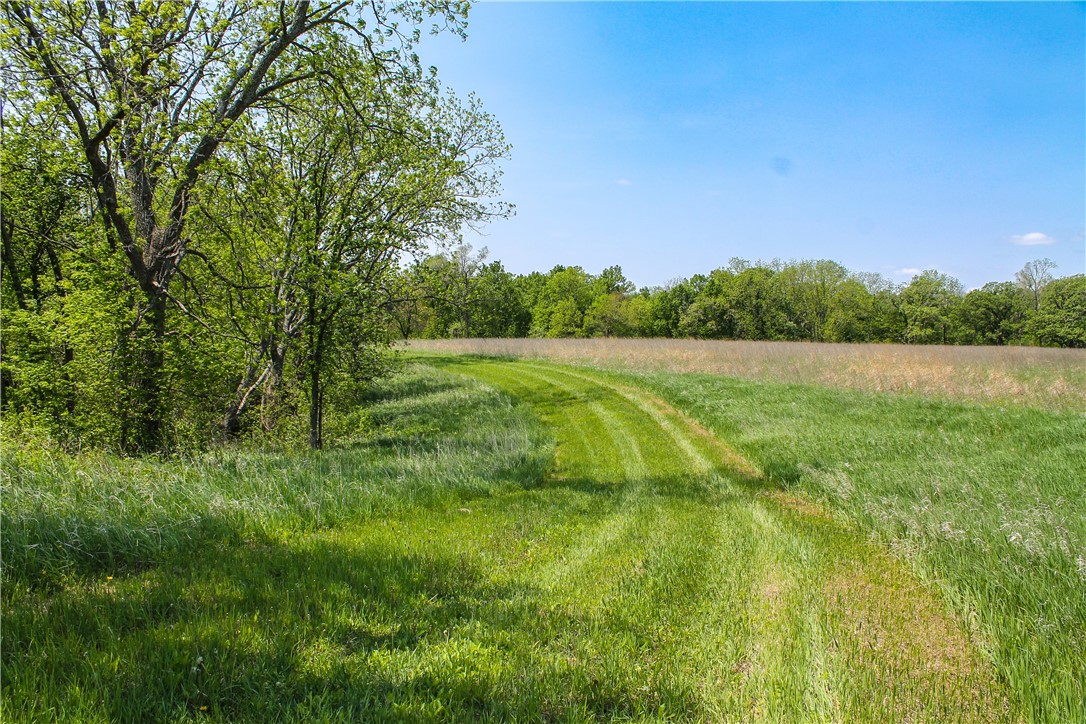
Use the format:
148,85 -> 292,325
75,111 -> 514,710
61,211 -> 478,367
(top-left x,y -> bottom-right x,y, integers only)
4,357 -> 1020,721
419,357 -> 1009,721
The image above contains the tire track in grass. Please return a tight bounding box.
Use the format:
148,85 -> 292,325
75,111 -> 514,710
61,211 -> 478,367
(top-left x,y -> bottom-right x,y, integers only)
430,356 -> 1010,721
461,363 -> 653,614
601,367 -> 1003,717
519,360 -> 1012,719
552,366 -> 840,718
458,360 -> 769,717
519,363 -> 821,718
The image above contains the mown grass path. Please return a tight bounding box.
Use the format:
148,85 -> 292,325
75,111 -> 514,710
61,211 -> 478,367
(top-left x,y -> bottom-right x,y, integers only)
422,357 -> 1010,721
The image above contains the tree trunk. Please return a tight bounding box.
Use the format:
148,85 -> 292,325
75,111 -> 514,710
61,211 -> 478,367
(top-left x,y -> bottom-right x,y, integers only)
62,345 -> 75,416
130,291 -> 168,453
308,357 -> 323,450
0,216 -> 28,310
223,357 -> 270,441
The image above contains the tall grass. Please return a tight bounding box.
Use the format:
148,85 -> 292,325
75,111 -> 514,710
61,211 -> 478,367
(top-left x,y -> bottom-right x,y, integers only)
3,356 -> 1018,721
596,365 -> 1086,719
1,364 -> 551,582
407,338 -> 1086,411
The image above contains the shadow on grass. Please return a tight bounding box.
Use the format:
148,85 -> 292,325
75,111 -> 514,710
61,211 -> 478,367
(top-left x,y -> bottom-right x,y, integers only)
3,525 -> 703,722
2,363 -> 555,585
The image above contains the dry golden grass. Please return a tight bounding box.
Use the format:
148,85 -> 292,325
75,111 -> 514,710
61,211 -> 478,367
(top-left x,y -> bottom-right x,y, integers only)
405,338 -> 1086,411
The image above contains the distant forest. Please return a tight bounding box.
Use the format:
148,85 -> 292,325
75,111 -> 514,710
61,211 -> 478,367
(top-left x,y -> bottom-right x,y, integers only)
395,246 -> 1085,348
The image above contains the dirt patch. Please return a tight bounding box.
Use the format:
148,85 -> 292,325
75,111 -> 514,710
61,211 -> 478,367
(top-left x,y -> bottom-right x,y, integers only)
764,490 -> 833,521
760,575 -> 785,613
825,550 -> 1009,721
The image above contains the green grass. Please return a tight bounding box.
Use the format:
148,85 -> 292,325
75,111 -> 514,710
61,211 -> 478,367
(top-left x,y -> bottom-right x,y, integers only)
583,363 -> 1086,721
5,355 -> 1061,721
2,366 -> 551,583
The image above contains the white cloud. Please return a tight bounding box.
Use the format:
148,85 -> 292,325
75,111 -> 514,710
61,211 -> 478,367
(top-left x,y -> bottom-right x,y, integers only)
896,267 -> 922,276
615,179 -> 633,186
1010,232 -> 1055,246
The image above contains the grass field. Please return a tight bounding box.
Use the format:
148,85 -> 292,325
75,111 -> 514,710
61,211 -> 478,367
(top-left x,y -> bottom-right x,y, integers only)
576,363 -> 1086,719
406,338 -> 1086,412
4,350 -> 1084,720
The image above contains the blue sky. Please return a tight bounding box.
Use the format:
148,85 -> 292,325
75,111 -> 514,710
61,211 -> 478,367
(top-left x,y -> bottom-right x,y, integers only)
417,2 -> 1085,290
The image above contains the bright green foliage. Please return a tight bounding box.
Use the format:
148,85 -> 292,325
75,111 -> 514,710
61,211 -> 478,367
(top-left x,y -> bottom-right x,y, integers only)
583,292 -> 648,337
2,2 -> 510,452
467,261 -> 533,337
678,294 -> 734,339
1016,258 -> 1057,312
824,279 -> 877,341
1029,275 -> 1086,348
781,259 -> 849,341
529,266 -> 595,337
899,269 -> 964,344
956,282 -> 1030,345
721,267 -> 799,340
1,364 -> 551,580
389,255 -> 1081,348
645,279 -> 698,337
415,246 -> 528,338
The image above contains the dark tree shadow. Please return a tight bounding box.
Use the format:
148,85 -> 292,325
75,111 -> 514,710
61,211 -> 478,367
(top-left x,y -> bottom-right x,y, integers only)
4,527 -> 705,722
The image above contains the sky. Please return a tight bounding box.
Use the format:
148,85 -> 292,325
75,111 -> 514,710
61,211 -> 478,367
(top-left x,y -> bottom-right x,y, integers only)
415,1 -> 1085,290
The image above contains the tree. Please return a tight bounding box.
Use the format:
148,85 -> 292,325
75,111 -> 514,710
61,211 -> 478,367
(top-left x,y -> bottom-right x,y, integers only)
0,104 -> 147,447
1,111 -> 82,429
593,265 -> 635,296
0,110 -> 80,419
193,69 -> 508,448
1029,275 -> 1086,348
899,270 -> 963,344
3,0 -> 469,452
529,266 -> 593,337
417,249 -> 527,338
785,259 -> 849,342
385,264 -> 435,340
584,293 -> 640,337
470,261 -> 531,337
1015,258 -> 1057,312
678,295 -> 734,339
720,266 -> 797,340
824,279 -> 877,342
546,298 -> 583,338
955,282 -> 1029,345
425,243 -> 490,337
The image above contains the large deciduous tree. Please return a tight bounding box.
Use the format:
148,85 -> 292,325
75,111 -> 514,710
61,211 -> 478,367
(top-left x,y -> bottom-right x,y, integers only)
1029,275 -> 1086,348
1015,258 -> 1057,312
189,67 -> 509,448
899,270 -> 964,344
3,0 -> 468,452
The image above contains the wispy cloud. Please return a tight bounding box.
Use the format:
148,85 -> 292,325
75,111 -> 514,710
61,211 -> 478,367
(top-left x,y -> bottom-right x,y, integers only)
615,179 -> 633,186
896,267 -> 922,276
1010,231 -> 1055,246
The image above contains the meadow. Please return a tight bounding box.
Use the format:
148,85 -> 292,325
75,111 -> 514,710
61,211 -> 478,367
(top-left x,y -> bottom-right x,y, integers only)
406,338 -> 1086,412
4,344 -> 1084,721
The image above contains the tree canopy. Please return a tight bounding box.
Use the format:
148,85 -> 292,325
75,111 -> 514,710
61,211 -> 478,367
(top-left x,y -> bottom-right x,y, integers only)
2,1 -> 509,451
392,256 -> 1085,349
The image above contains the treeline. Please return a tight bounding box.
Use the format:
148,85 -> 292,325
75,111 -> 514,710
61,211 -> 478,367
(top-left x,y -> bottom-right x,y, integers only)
1,2 -> 507,453
397,246 -> 1086,347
